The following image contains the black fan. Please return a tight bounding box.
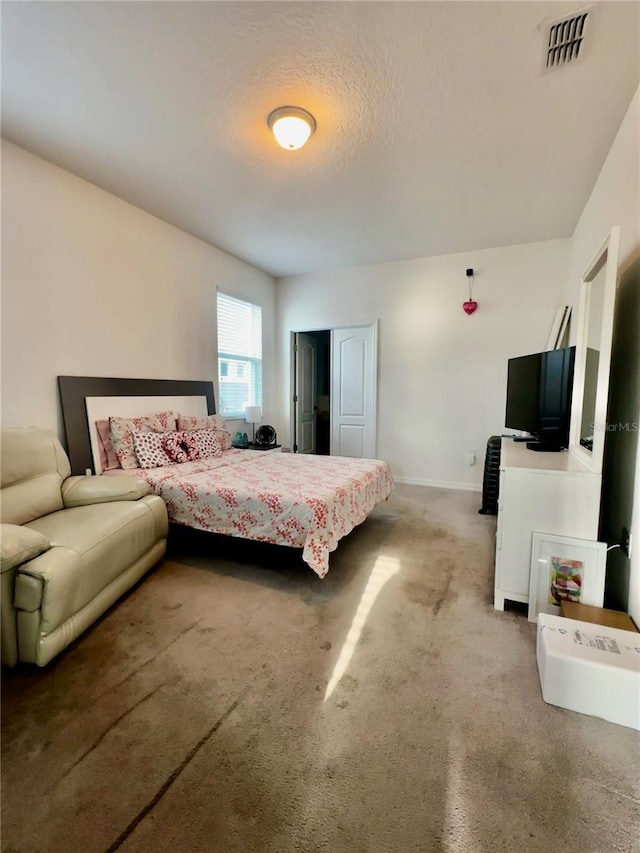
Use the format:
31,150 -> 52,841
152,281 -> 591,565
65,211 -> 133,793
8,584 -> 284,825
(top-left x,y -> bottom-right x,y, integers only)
255,424 -> 277,447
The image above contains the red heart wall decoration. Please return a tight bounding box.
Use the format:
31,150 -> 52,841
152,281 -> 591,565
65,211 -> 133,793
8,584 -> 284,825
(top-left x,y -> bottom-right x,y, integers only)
463,300 -> 478,315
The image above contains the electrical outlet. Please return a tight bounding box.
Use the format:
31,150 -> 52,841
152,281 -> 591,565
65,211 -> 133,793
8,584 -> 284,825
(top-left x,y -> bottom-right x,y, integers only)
467,450 -> 476,466
621,527 -> 632,559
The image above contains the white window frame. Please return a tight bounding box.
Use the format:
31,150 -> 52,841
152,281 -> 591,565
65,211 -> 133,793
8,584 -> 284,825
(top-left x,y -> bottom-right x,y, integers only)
217,292 -> 262,419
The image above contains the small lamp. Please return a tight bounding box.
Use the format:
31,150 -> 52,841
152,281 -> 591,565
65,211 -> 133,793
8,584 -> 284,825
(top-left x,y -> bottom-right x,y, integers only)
244,406 -> 262,444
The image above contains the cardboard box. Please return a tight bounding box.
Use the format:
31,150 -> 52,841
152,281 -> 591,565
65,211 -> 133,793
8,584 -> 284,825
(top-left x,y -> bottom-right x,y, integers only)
560,601 -> 639,632
537,613 -> 640,730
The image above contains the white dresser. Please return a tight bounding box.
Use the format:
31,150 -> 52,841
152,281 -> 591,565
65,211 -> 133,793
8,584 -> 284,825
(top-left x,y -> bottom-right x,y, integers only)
494,438 -> 601,610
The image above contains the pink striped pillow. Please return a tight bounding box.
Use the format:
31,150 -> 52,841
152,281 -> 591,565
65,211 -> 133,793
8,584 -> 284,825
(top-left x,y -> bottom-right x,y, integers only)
95,419 -> 121,471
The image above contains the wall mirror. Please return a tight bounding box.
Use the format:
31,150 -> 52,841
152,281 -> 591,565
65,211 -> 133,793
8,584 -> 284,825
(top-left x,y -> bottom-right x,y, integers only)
569,226 -> 620,474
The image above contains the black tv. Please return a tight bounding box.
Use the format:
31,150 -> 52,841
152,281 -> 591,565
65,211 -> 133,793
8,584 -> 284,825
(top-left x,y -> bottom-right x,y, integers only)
505,346 -> 575,451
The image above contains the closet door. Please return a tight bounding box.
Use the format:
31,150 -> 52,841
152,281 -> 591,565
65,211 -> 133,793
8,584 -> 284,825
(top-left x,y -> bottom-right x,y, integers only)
295,333 -> 317,454
330,323 -> 377,458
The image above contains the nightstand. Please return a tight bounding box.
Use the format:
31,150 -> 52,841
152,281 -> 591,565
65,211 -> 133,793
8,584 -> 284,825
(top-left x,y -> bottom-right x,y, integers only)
232,443 -> 282,452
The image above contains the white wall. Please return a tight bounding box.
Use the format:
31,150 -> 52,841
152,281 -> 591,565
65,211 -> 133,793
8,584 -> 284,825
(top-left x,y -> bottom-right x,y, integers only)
567,85 -> 640,305
1,141 -> 276,438
276,239 -> 570,490
565,85 -> 640,626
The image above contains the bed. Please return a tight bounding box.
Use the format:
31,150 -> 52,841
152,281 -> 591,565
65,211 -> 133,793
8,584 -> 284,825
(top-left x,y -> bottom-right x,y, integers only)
58,376 -> 394,578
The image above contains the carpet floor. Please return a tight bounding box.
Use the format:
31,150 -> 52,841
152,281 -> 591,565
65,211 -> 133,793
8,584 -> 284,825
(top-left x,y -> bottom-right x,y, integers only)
1,485 -> 639,853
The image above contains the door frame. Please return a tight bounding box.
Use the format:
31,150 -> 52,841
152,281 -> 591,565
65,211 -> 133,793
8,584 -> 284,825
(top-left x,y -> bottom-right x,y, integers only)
290,321 -> 378,455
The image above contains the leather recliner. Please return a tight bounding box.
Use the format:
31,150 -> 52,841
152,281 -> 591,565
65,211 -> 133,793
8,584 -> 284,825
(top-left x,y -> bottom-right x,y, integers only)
1,427 -> 168,666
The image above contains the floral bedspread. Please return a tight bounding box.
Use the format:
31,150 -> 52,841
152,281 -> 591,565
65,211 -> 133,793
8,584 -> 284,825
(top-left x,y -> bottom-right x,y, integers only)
122,449 -> 393,577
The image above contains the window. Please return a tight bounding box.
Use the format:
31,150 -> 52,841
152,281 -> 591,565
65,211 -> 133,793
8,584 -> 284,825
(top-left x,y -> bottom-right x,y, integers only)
217,292 -> 262,418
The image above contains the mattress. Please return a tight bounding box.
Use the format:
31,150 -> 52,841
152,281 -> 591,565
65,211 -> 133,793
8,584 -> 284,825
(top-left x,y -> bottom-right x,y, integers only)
116,449 -> 393,577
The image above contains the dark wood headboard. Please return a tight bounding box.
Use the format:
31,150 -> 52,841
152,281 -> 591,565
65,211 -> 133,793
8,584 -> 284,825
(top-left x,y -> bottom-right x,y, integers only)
58,376 -> 216,474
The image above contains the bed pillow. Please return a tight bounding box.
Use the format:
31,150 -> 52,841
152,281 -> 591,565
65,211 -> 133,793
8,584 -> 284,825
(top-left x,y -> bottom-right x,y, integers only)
95,425 -> 109,472
210,429 -> 231,451
132,431 -> 176,469
110,411 -> 177,469
177,414 -> 227,432
163,431 -> 199,463
191,429 -> 223,459
95,419 -> 121,471
178,415 -> 227,431
178,415 -> 231,450
177,414 -> 232,451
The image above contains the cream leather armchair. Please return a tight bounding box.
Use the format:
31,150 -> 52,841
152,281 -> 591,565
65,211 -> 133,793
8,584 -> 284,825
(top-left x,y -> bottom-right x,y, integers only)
1,428 -> 168,666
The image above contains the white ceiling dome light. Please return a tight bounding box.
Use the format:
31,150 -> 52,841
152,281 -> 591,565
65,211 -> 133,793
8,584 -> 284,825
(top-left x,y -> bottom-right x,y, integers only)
267,106 -> 316,150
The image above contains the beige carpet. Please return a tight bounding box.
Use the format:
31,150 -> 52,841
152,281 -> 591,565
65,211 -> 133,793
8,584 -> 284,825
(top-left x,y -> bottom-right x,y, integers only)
2,485 -> 639,853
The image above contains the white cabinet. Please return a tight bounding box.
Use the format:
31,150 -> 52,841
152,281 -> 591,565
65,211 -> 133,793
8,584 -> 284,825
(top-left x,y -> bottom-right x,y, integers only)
494,439 -> 601,610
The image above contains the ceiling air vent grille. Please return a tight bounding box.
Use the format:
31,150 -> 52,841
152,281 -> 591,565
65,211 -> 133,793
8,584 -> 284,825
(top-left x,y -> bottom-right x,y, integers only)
545,12 -> 589,69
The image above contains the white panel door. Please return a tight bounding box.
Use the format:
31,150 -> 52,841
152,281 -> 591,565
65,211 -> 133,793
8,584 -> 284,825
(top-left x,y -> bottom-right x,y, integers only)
295,333 -> 317,454
330,324 -> 377,458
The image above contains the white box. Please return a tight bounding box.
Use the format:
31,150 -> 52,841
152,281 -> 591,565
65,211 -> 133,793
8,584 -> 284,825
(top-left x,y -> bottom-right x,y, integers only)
536,613 -> 640,730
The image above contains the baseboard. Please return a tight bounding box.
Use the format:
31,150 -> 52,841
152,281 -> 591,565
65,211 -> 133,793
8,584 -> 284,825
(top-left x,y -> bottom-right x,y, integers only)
393,476 -> 482,493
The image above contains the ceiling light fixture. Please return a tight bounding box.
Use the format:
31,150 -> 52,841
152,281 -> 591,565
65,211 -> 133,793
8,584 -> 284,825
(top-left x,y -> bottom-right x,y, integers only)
267,106 -> 316,150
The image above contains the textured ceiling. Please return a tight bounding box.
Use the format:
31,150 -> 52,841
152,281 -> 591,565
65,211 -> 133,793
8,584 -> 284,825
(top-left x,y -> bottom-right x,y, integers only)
2,2 -> 639,277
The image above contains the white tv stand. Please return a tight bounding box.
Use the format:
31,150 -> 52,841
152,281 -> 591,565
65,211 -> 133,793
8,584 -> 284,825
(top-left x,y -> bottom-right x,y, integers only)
493,438 -> 601,610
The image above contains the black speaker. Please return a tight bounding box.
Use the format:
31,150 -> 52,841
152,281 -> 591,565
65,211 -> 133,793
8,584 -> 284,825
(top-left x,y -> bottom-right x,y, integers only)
478,435 -> 502,515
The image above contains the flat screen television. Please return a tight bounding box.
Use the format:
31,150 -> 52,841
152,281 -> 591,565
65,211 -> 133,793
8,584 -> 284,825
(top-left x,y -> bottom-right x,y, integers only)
505,346 -> 576,451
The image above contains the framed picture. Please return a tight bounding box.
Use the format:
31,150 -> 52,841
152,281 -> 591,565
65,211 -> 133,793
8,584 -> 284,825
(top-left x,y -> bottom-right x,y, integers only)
528,532 -> 607,623
545,305 -> 572,350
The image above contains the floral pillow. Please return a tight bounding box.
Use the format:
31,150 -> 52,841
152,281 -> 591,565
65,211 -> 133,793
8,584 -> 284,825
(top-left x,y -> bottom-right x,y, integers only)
191,429 -> 223,459
132,431 -> 174,469
133,429 -> 223,466
177,414 -> 231,451
163,431 -> 199,463
110,411 -> 176,469
209,429 -> 231,451
177,414 -> 227,432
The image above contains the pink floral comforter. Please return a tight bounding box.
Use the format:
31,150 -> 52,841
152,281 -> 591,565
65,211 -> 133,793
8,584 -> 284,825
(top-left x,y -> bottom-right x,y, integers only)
123,449 -> 393,577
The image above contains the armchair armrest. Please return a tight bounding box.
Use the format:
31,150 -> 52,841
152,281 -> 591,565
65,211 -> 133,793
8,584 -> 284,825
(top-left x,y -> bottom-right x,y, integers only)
1,524 -> 50,573
62,475 -> 151,508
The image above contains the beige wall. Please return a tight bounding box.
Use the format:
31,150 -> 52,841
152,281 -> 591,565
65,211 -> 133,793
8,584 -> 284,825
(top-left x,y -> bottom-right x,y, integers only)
276,238 -> 570,490
1,142 -> 276,438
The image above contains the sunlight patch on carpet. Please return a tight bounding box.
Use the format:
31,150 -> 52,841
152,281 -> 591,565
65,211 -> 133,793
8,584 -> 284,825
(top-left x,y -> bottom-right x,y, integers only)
443,729 -> 477,851
324,555 -> 401,701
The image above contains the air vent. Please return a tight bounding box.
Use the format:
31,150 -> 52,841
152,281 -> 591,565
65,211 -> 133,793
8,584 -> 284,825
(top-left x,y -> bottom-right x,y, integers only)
545,11 -> 589,69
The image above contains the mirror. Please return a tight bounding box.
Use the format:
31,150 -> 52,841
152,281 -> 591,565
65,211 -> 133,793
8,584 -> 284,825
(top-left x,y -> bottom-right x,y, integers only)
569,227 -> 620,474
579,263 -> 605,451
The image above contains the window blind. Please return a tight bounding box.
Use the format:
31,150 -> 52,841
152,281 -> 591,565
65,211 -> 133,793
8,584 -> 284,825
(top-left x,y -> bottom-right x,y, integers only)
217,292 -> 262,419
